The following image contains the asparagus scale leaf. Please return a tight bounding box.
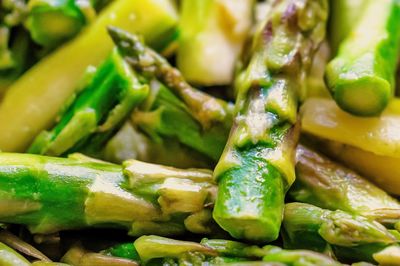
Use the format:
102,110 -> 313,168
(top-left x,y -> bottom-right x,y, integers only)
212,0 -> 328,242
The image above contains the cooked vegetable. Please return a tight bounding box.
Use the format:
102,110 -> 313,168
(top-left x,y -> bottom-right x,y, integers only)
28,49 -> 149,156
25,0 -> 88,48
309,137 -> 400,196
283,202 -> 400,263
177,0 -> 254,86
325,0 -> 400,116
291,144 -> 400,227
212,0 -> 328,242
0,0 -> 178,152
0,153 -> 216,236
0,242 -> 31,266
301,97 -> 400,158
108,27 -> 234,160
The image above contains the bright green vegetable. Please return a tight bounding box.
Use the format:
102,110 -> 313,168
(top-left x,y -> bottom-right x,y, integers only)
212,0 -> 328,242
108,27 -> 234,161
325,0 -> 400,116
0,153 -> 216,236
291,144 -> 400,227
26,0 -> 88,47
283,202 -> 400,263
28,49 -> 149,156
177,0 -> 254,86
0,0 -> 178,152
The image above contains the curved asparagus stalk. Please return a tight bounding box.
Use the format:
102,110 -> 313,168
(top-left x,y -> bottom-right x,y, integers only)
107,27 -> 233,130
325,0 -> 400,116
0,0 -> 178,152
28,49 -> 149,156
291,144 -> 400,227
212,0 -> 328,242
283,202 -> 400,263
0,242 -> 31,266
0,153 -> 216,236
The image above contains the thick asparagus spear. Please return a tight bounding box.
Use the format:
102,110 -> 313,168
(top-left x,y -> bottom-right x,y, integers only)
0,242 -> 31,266
28,49 -> 149,157
0,153 -> 216,236
291,144 -> 400,227
212,0 -> 328,242
177,0 -> 254,86
325,0 -> 400,116
0,0 -> 178,152
25,0 -> 90,48
283,202 -> 400,263
107,27 -> 233,130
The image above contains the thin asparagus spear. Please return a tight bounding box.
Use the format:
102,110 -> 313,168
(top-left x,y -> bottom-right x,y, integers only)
283,202 -> 400,263
0,153 -> 216,236
28,49 -> 149,156
177,0 -> 254,86
107,26 -> 233,130
0,0 -> 178,152
325,0 -> 400,116
212,0 -> 328,242
291,144 -> 400,227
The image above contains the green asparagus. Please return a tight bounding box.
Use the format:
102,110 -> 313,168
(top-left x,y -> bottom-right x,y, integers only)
0,0 -> 178,152
99,235 -> 344,266
108,27 -> 234,161
25,0 -> 89,48
325,0 -> 400,116
283,202 -> 400,263
0,153 -> 216,236
28,49 -> 149,157
177,0 -> 254,86
0,242 -> 31,266
291,144 -> 400,227
212,0 -> 328,242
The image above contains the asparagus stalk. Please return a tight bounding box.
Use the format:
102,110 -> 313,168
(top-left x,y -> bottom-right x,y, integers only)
328,0 -> 369,55
291,144 -> 400,227
0,0 -> 178,152
25,0 -> 90,48
107,27 -> 233,131
283,202 -> 400,263
325,0 -> 400,116
0,242 -> 31,266
28,49 -> 149,156
212,0 -> 328,242
100,236 -> 344,265
0,153 -> 216,236
177,0 -> 254,86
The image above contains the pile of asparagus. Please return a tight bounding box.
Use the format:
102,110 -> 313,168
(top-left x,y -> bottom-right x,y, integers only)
0,0 -> 400,265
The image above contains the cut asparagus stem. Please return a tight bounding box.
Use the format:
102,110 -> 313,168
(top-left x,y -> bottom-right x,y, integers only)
325,0 -> 400,116
291,144 -> 400,227
283,202 -> 400,263
108,26 -> 233,130
28,49 -> 149,157
0,0 -> 178,152
212,0 -> 328,242
177,0 -> 254,86
0,153 -> 216,236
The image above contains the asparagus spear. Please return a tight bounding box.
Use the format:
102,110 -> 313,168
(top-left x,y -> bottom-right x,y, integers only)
0,153 -> 216,236
325,0 -> 400,116
212,0 -> 328,242
291,144 -> 400,227
0,242 -> 31,266
28,49 -> 149,157
107,27 -> 233,131
100,236 -> 344,266
283,202 -> 400,263
25,0 -> 89,48
0,0 -> 178,152
177,0 -> 254,86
